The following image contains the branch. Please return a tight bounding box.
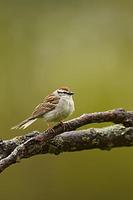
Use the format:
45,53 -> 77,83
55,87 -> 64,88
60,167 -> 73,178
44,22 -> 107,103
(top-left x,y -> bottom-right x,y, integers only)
0,108 -> 133,173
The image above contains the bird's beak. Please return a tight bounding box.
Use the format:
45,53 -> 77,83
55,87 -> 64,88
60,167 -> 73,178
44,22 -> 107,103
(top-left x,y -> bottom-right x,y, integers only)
69,91 -> 74,95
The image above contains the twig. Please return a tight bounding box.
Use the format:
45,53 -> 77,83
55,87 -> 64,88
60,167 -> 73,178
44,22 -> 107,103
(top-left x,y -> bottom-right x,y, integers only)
0,108 -> 133,173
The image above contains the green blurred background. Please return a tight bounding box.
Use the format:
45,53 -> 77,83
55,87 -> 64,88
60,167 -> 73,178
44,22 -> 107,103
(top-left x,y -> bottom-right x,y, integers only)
0,0 -> 133,199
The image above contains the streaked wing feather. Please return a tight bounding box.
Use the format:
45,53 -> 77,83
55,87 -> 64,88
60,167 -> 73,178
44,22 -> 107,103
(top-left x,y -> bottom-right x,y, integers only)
31,94 -> 60,118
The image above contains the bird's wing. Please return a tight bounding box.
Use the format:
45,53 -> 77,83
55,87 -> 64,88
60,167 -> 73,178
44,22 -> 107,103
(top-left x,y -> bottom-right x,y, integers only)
31,94 -> 60,118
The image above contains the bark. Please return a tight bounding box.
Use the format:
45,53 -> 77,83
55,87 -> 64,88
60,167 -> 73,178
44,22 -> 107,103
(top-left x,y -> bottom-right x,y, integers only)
0,108 -> 133,173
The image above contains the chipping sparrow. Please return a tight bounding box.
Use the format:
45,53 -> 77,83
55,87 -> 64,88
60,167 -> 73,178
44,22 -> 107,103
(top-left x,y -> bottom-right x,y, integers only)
11,87 -> 75,129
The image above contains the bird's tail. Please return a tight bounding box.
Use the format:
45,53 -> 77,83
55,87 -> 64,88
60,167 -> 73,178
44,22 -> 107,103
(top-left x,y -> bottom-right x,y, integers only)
11,117 -> 37,130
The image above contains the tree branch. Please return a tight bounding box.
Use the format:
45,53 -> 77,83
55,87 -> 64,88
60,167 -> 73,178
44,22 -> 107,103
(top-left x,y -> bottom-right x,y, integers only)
0,108 -> 133,173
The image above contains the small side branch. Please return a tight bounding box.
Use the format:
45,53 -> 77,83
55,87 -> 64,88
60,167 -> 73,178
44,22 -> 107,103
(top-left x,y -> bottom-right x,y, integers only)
0,108 -> 133,173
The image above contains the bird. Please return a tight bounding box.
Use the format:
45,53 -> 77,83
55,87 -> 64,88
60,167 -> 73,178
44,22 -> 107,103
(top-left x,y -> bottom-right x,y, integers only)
11,87 -> 75,129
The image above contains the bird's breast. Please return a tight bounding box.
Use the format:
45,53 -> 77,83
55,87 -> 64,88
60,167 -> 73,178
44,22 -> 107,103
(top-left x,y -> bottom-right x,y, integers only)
44,97 -> 74,122
57,97 -> 74,115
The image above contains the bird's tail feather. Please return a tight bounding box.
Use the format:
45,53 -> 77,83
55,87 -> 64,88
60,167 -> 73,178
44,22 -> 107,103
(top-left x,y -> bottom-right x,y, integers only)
11,117 -> 37,130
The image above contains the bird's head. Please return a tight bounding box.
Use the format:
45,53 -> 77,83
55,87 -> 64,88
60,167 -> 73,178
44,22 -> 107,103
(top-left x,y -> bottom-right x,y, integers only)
54,87 -> 74,98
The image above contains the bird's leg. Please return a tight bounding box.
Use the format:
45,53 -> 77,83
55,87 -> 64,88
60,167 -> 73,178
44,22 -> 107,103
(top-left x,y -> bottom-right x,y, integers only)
46,122 -> 55,134
59,121 -> 63,126
47,123 -> 51,128
60,121 -> 74,131
59,121 -> 66,132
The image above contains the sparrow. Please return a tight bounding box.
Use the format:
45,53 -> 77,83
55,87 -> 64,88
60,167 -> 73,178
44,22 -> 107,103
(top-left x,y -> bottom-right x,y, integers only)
11,87 -> 75,129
